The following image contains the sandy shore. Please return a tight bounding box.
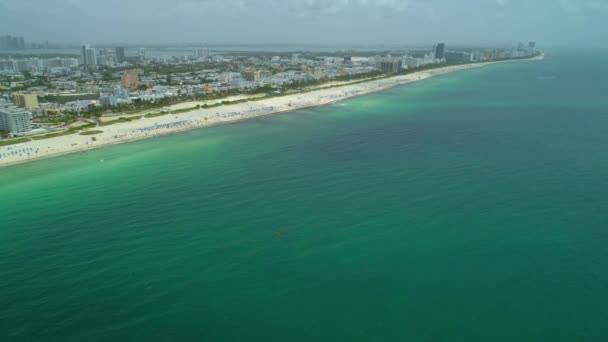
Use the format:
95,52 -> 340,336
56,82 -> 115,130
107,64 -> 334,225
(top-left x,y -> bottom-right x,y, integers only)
0,56 -> 543,168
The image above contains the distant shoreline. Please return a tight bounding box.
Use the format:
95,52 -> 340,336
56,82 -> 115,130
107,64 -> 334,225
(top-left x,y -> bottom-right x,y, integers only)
0,55 -> 544,168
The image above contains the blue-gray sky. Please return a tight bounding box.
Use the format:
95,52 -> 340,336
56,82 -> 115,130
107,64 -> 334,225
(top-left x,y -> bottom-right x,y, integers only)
0,0 -> 606,47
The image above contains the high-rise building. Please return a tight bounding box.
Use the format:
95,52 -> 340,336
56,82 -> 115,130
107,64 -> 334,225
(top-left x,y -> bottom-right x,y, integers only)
138,48 -> 146,62
528,41 -> 536,55
194,45 -> 210,59
116,47 -> 126,63
121,70 -> 140,90
377,58 -> 402,73
46,58 -> 65,68
0,103 -> 33,135
194,48 -> 205,58
517,42 -> 526,51
86,48 -> 97,65
12,92 -> 39,109
445,51 -> 473,63
242,70 -> 261,82
81,45 -> 87,64
81,44 -> 98,65
434,43 -> 446,59
13,60 -> 37,73
0,59 -> 17,72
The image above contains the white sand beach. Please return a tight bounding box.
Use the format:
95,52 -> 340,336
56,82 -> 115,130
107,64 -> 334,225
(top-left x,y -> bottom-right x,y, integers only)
0,57 -> 543,168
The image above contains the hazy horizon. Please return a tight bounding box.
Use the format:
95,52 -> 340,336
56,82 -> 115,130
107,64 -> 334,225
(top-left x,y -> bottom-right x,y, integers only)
0,0 -> 606,48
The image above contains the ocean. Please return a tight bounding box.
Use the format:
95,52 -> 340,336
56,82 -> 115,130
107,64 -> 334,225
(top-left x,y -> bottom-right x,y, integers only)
2,50 -> 607,341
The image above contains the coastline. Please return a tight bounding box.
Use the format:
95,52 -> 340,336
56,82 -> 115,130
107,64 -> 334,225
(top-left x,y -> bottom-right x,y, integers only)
0,55 -> 543,168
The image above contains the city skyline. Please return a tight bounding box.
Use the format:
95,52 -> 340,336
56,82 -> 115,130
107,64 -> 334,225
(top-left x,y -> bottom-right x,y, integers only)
0,0 -> 605,48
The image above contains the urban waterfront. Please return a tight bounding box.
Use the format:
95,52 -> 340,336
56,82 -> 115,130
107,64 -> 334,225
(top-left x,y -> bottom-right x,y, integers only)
2,50 -> 608,341
1,37 -> 537,142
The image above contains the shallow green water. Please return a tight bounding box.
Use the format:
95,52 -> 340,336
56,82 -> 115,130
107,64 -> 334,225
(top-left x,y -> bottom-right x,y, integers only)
2,51 -> 608,341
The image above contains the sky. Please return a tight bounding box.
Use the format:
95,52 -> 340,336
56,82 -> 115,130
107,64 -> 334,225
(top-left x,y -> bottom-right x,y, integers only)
0,0 -> 606,47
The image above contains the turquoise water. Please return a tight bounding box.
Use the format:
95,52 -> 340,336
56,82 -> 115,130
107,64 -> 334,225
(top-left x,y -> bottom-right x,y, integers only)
2,51 -> 608,341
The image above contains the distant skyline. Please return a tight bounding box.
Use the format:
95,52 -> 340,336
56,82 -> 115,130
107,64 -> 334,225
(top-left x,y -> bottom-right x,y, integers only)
0,0 -> 606,48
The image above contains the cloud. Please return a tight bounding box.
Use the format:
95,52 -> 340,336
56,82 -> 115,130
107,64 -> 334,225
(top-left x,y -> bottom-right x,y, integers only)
0,0 -> 605,47
365,0 -> 410,11
284,0 -> 411,16
297,0 -> 350,14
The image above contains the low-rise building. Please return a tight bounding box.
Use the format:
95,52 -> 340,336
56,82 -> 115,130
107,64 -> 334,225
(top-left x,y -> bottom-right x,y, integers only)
259,70 -> 272,80
63,100 -> 96,113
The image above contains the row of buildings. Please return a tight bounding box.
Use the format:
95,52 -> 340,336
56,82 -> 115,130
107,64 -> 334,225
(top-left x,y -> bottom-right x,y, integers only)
81,45 -> 145,67
0,57 -> 80,73
440,41 -> 537,63
0,35 -> 26,50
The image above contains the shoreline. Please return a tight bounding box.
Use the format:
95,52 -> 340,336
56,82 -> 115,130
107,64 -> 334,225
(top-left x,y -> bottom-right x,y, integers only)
0,56 -> 543,168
